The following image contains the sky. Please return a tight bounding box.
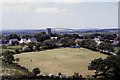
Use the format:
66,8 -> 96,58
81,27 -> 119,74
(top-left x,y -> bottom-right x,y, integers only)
0,0 -> 119,30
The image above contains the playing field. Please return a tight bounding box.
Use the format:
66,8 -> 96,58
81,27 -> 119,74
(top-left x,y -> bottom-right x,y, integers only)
14,48 -> 107,76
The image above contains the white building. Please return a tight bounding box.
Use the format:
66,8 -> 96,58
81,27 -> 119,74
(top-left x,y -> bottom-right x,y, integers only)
94,38 -> 101,45
27,38 -> 37,43
50,37 -> 58,40
19,38 -> 28,44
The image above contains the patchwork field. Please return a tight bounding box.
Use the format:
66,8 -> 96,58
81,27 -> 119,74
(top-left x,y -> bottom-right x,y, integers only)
14,48 -> 107,76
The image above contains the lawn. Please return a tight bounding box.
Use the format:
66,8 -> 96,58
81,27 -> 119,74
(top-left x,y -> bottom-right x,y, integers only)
7,45 -> 22,50
14,48 -> 107,76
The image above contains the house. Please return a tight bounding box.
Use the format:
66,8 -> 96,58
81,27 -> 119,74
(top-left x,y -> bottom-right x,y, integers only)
94,38 -> 101,45
0,39 -> 8,46
112,40 -> 119,46
27,38 -> 37,43
50,37 -> 58,40
112,38 -> 119,46
75,38 -> 83,45
19,38 -> 28,44
9,39 -> 19,45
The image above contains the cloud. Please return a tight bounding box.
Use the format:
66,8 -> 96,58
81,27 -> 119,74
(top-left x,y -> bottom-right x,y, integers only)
35,7 -> 71,15
1,2 -> 33,12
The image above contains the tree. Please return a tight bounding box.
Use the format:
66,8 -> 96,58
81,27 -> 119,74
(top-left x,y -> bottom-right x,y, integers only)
89,42 -> 97,51
88,55 -> 120,80
32,68 -> 41,75
104,43 -> 114,53
22,45 -> 30,52
68,39 -> 75,46
36,42 -> 43,50
98,42 -> 106,52
34,32 -> 50,42
2,51 -> 15,64
98,42 -> 114,53
14,49 -> 20,54
80,39 -> 94,48
43,39 -> 57,49
33,46 -> 37,51
6,34 -> 20,40
59,37 -> 70,47
15,58 -> 20,62
28,68 -> 41,77
27,42 -> 36,51
21,34 -> 32,39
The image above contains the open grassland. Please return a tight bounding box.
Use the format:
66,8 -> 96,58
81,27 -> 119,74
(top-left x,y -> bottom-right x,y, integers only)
14,48 -> 107,76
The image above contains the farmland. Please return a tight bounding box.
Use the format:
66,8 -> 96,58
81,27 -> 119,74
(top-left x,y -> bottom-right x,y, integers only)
14,48 -> 107,76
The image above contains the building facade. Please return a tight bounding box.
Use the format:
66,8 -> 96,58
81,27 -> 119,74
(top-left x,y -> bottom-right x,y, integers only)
46,28 -> 52,35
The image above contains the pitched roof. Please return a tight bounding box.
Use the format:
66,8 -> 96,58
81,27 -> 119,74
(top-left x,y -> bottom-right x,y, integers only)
9,39 -> 18,41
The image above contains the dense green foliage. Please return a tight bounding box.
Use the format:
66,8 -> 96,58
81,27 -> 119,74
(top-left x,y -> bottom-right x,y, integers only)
88,55 -> 120,80
2,50 -> 15,64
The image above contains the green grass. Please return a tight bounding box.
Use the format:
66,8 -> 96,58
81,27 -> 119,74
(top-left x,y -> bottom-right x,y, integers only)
7,45 -> 22,50
0,45 -> 22,54
14,48 -> 107,76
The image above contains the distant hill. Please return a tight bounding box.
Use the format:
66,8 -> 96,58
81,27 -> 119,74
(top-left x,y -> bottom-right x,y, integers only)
1,28 -> 119,36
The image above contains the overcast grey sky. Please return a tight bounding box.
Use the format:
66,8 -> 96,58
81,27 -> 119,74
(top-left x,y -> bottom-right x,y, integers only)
1,0 -> 119,30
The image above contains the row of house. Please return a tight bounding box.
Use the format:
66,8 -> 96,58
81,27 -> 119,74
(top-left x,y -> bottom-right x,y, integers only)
75,36 -> 119,46
0,36 -> 59,46
0,35 -> 119,46
0,38 -> 38,46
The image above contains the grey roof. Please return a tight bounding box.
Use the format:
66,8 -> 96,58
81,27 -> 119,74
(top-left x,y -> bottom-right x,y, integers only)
9,39 -> 18,41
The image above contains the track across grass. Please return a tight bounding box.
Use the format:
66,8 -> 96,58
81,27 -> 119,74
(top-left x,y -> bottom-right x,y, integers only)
14,48 -> 107,76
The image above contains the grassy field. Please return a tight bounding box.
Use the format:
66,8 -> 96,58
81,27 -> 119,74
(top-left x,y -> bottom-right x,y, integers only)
7,45 -> 22,50
14,48 -> 107,76
0,45 -> 22,54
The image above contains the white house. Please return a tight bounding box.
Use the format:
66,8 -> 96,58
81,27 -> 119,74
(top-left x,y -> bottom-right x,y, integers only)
19,38 -> 28,44
112,40 -> 119,45
94,38 -> 101,45
27,38 -> 37,43
50,37 -> 58,40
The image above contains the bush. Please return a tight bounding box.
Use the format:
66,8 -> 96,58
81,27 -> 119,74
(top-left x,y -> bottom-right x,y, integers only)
14,49 -> 20,54
22,45 -> 30,52
15,58 -> 20,62
33,46 -> 37,51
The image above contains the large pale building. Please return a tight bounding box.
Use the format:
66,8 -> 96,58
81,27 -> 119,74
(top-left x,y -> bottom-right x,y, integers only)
46,28 -> 52,35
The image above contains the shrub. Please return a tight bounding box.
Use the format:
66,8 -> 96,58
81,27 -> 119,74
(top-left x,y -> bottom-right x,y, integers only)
22,45 -> 30,52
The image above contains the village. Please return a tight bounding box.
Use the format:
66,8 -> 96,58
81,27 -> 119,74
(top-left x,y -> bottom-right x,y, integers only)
1,28 -> 120,80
